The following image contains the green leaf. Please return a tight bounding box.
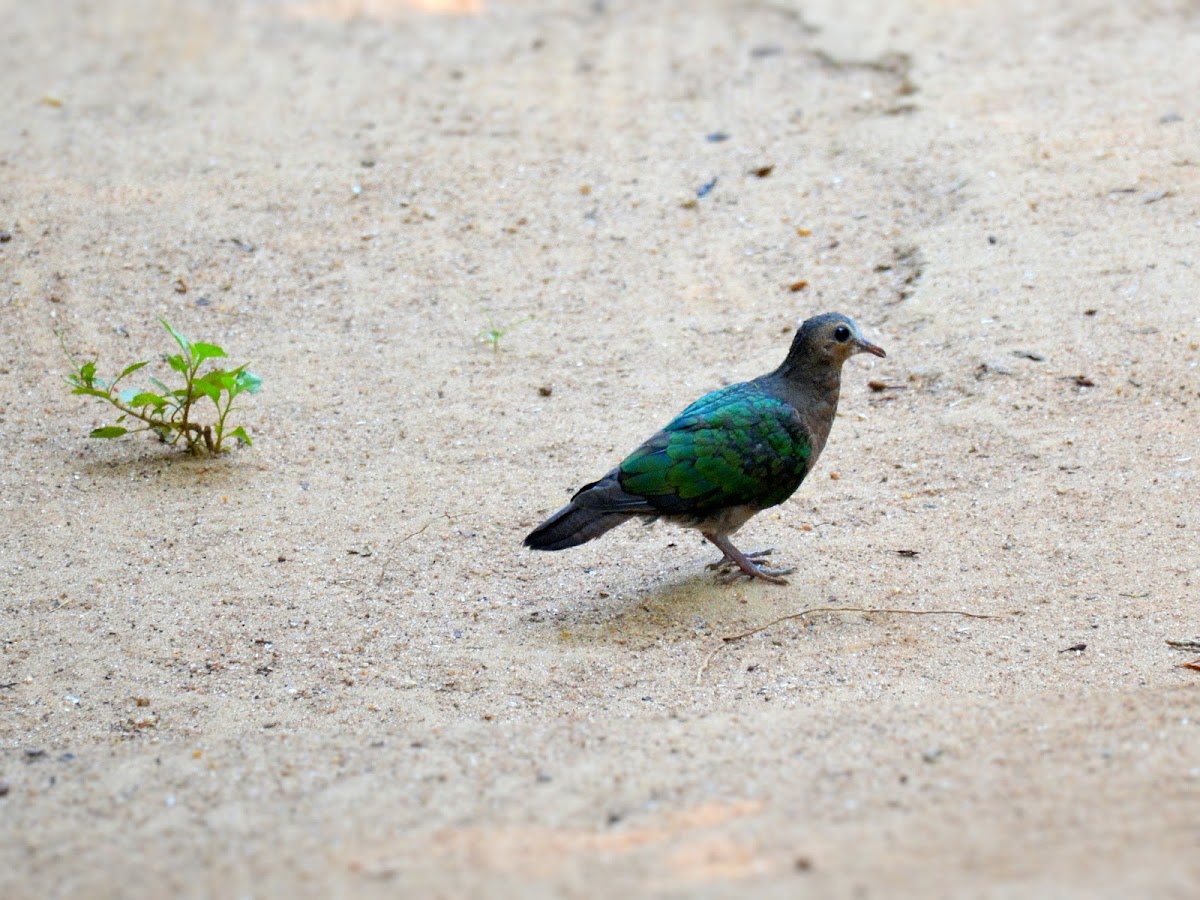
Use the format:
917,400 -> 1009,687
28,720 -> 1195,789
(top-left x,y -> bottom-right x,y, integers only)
80,361 -> 97,383
90,426 -> 128,439
231,426 -> 252,446
191,342 -> 226,363
236,370 -> 263,394
129,392 -> 166,409
71,386 -> 113,400
149,376 -> 173,394
159,318 -> 191,355
193,378 -> 221,403
167,354 -> 189,374
118,360 -> 149,379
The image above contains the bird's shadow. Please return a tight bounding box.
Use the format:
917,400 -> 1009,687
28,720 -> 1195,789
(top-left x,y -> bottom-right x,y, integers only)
528,566 -> 796,649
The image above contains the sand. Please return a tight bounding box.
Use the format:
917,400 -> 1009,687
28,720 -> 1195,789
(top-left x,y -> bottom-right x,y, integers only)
2,0 -> 1199,896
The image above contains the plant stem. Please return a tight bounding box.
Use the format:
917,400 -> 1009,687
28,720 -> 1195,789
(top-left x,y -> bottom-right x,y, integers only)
100,393 -> 204,445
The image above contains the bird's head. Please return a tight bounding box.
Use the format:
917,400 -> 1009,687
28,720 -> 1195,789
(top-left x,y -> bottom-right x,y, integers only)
788,312 -> 886,369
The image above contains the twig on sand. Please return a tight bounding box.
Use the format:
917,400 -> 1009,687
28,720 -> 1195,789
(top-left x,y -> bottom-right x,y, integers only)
397,513 -> 453,546
1166,638 -> 1200,672
696,605 -> 1006,683
1166,638 -> 1200,652
375,513 -> 454,588
721,606 -> 1000,643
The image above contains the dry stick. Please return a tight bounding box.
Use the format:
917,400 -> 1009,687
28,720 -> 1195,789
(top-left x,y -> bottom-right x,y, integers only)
722,606 -> 1000,642
1166,638 -> 1200,652
697,606 -> 1006,684
375,513 -> 454,588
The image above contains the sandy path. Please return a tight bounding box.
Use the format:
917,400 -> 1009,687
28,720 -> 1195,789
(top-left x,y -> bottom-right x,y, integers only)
2,0 -> 1198,895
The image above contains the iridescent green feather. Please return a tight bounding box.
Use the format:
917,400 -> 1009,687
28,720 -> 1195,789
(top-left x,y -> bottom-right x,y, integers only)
617,383 -> 812,517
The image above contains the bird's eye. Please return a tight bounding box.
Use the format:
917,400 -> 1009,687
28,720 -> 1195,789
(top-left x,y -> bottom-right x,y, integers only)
833,325 -> 852,342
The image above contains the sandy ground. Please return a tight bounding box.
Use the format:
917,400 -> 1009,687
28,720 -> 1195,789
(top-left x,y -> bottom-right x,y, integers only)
2,0 -> 1199,895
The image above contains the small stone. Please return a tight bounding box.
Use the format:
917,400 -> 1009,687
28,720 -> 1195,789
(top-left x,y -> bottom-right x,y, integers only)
977,359 -> 1013,378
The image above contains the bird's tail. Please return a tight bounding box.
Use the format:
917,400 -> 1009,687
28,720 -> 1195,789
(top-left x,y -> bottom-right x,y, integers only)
523,503 -> 631,551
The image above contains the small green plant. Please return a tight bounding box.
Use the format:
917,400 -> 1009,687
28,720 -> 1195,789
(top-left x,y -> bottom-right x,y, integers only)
65,318 -> 262,454
477,312 -> 531,354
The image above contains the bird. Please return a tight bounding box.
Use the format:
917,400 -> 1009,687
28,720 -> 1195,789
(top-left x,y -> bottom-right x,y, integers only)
523,312 -> 886,584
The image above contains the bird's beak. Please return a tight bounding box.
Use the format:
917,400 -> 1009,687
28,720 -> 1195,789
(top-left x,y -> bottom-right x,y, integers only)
857,338 -> 887,358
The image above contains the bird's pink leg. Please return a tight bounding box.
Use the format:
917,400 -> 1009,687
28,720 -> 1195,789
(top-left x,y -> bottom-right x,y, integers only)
702,532 -> 793,585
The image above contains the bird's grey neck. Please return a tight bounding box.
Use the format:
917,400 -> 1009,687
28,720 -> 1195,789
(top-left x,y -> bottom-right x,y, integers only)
767,363 -> 842,455
775,360 -> 842,401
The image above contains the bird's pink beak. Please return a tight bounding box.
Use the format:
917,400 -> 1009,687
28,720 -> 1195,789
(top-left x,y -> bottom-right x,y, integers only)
857,338 -> 886,358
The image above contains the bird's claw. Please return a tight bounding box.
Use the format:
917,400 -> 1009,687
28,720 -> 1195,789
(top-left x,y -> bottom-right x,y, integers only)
706,548 -> 777,571
715,564 -> 794,585
707,548 -> 793,584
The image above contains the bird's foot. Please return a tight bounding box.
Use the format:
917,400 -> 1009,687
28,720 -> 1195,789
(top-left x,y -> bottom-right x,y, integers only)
706,548 -> 777,570
715,562 -> 794,585
701,534 -> 793,585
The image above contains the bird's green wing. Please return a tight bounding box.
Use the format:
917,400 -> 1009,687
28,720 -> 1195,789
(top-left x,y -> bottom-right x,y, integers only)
616,383 -> 813,517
